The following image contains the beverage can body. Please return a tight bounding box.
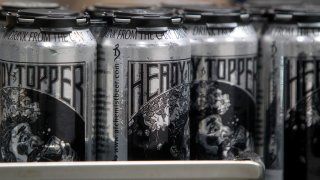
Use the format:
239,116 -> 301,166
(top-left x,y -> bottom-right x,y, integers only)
262,22 -> 320,180
101,26 -> 191,160
185,22 -> 258,160
0,26 -> 97,161
261,23 -> 293,172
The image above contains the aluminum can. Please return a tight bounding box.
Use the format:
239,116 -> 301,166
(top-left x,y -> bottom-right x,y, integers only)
101,9 -> 191,160
86,5 -> 151,161
261,5 -> 303,179
183,8 -> 258,160
262,7 -> 320,180
0,9 -> 97,162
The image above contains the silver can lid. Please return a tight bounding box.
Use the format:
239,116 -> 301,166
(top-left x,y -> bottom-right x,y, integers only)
8,9 -> 89,32
113,9 -> 181,30
183,7 -> 249,24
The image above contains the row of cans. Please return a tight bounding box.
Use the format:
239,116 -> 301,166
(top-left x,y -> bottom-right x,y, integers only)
0,1 -> 317,179
248,1 -> 320,180
0,1 -> 258,163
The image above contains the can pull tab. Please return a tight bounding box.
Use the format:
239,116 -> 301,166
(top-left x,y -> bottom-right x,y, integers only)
206,22 -> 238,29
172,17 -> 182,25
274,14 -> 293,22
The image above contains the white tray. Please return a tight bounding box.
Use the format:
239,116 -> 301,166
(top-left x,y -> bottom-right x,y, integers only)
0,160 -> 264,180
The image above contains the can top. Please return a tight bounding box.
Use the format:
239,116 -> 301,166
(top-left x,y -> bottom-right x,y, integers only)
274,5 -> 306,14
161,1 -> 216,8
244,3 -> 276,22
115,8 -> 173,17
94,3 -> 151,10
86,3 -> 152,25
113,9 -> 181,30
0,1 -> 60,21
272,4 -> 320,23
243,1 -> 274,16
8,9 -> 89,32
183,6 -> 241,14
245,0 -> 301,10
86,3 -> 151,17
2,1 -> 60,11
293,12 -> 320,23
161,1 -> 216,15
183,7 -> 249,24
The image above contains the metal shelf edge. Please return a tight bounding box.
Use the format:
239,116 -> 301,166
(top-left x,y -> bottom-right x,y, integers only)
0,160 -> 264,180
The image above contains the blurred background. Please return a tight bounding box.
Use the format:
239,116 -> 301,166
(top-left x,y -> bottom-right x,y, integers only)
0,0 -> 319,11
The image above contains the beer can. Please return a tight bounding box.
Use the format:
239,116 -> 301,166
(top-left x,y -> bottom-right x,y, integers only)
86,5 -> 152,161
262,6 -> 320,180
101,9 -> 191,160
0,9 -> 97,162
183,7 -> 258,160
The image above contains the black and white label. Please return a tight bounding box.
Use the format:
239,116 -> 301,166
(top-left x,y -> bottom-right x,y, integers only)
0,60 -> 86,162
280,55 -> 320,179
190,55 -> 257,160
124,59 -> 191,160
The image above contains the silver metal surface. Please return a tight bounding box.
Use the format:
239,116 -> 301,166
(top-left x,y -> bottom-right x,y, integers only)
99,25 -> 191,160
0,26 -> 97,161
90,21 -> 109,161
261,18 -> 320,180
0,161 -> 264,180
185,21 -> 258,160
260,23 -> 296,178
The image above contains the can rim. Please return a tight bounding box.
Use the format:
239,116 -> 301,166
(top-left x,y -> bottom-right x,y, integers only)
8,9 -> 90,31
112,9 -> 181,28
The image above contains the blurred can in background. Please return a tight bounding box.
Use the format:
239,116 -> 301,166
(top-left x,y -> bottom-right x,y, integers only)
0,9 -> 96,161
261,8 -> 297,178
101,9 -> 191,160
183,7 -> 258,160
262,5 -> 320,180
